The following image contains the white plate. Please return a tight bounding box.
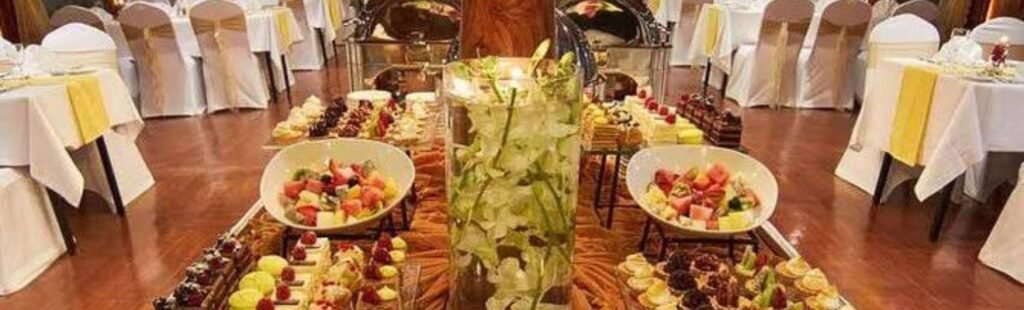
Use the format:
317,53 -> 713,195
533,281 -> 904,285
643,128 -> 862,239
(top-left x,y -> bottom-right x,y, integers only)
260,139 -> 415,232
625,145 -> 778,235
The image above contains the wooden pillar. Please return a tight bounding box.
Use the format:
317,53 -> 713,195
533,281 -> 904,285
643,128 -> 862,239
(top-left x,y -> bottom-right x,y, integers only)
458,0 -> 556,59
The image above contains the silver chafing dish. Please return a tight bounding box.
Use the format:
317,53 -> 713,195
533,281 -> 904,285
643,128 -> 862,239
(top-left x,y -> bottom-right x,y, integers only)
560,0 -> 671,103
346,0 -> 459,96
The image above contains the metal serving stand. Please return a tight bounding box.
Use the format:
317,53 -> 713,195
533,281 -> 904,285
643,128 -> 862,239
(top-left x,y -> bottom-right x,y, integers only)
560,0 -> 672,103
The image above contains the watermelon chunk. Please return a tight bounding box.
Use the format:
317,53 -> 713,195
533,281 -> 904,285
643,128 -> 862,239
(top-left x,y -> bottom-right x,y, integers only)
283,181 -> 306,199
690,205 -> 714,221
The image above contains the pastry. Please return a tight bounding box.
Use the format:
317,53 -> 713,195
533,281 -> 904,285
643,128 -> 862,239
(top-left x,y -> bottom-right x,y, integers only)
346,90 -> 392,111
793,269 -> 829,300
775,257 -> 812,286
617,253 -> 654,281
666,270 -> 698,295
355,285 -> 400,310
805,286 -> 843,310
638,280 -> 678,309
272,123 -> 307,145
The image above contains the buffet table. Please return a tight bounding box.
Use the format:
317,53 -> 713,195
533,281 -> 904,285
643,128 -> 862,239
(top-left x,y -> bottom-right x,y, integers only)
159,146 -> 854,309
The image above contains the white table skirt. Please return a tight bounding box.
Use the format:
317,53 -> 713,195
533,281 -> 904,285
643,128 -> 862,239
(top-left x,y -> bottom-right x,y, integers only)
836,58 -> 1024,201
688,4 -> 763,72
0,168 -> 66,296
979,164 -> 1024,283
0,70 -> 153,207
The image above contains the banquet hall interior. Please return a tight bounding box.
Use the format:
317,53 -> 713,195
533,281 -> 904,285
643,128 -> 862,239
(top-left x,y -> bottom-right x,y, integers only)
1,0 -> 1024,309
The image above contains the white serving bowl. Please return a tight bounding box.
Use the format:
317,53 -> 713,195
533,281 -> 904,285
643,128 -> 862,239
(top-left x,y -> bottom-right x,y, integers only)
260,139 -> 415,232
625,145 -> 778,235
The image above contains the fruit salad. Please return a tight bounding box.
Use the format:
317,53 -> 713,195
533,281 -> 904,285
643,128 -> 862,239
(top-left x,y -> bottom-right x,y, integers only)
642,163 -> 761,231
281,159 -> 399,228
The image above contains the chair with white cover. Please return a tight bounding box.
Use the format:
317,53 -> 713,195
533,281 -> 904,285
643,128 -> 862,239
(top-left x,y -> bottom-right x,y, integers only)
796,0 -> 870,110
725,0 -> 815,108
892,0 -> 941,38
864,0 -> 897,46
41,23 -> 120,73
119,2 -> 206,117
671,0 -> 713,66
970,17 -> 1024,60
852,15 -> 938,103
0,168 -> 67,296
189,0 -> 270,112
50,5 -> 105,30
282,0 -> 326,70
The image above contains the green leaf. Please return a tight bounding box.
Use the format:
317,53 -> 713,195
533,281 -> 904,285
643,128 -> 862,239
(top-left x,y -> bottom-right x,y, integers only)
529,39 -> 551,74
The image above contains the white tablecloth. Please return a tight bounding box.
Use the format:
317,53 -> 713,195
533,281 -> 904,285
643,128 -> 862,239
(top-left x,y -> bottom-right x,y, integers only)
0,168 -> 66,296
0,70 -> 152,207
836,58 -> 1024,200
979,164 -> 1024,283
172,8 -> 304,90
687,3 -> 763,72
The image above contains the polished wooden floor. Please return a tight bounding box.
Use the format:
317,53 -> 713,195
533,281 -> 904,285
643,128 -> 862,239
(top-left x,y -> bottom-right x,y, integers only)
0,53 -> 1021,309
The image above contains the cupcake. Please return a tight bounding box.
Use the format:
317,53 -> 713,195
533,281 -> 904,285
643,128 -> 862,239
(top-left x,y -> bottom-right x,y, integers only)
666,271 -> 698,295
656,251 -> 695,279
775,257 -> 812,286
805,286 -> 843,310
678,289 -> 711,310
638,280 -> 678,309
793,269 -> 830,300
733,247 -> 759,283
743,268 -> 776,298
618,253 -> 654,281
690,253 -> 726,278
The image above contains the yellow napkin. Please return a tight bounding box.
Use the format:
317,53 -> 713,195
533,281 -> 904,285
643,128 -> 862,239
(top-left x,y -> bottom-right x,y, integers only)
890,65 -> 940,166
20,75 -> 111,144
703,5 -> 721,56
274,8 -> 293,54
327,0 -> 343,31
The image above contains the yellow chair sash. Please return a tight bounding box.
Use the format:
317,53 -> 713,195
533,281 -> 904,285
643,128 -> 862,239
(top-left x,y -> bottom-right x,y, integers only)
272,7 -> 294,54
327,0 -> 343,30
3,74 -> 111,144
760,19 -> 811,108
192,13 -> 247,110
122,23 -> 175,111
703,4 -> 721,56
867,42 -> 939,68
890,65 -> 940,166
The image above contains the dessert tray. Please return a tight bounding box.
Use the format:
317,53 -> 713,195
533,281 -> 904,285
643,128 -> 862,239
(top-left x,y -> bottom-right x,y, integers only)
625,145 -> 778,235
260,139 -> 415,232
153,205 -> 421,310
618,246 -> 853,310
266,92 -> 439,151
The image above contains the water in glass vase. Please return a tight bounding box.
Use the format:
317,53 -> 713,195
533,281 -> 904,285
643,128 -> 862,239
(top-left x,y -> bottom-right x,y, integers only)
443,54 -> 582,310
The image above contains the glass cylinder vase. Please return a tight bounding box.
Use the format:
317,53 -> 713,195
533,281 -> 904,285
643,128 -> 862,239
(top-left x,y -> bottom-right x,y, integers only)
443,56 -> 582,310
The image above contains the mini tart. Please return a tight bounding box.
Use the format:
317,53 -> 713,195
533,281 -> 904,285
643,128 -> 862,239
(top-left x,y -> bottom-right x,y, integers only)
355,285 -> 399,310
775,257 -> 812,285
617,253 -> 654,281
627,275 -> 657,296
638,280 -> 677,309
313,282 -> 352,307
804,286 -> 843,310
793,269 -> 829,299
272,124 -> 306,145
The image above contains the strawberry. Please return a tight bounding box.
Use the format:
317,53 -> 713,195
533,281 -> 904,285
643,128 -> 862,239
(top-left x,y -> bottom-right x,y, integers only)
658,106 -> 669,116
304,180 -> 325,195
654,169 -> 678,193
363,263 -> 382,280
300,231 -> 317,245
638,89 -> 648,99
302,214 -> 317,226
755,252 -> 769,270
665,114 -> 677,124
283,181 -> 306,199
361,286 -> 382,304
670,197 -> 692,215
291,246 -> 307,261
281,266 -> 296,282
372,246 -> 392,264
256,298 -> 274,310
771,286 -> 787,309
376,235 -> 393,251
276,283 -> 291,301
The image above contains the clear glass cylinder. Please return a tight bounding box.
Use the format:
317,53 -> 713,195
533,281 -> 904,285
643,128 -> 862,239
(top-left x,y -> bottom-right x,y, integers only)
443,57 -> 582,309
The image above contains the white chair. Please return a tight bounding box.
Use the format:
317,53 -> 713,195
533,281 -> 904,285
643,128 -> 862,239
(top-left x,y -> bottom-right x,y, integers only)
119,2 -> 206,117
283,0 -> 326,70
50,5 -> 138,99
970,17 -> 1024,60
671,0 -> 712,66
50,5 -> 105,30
725,0 -> 815,108
796,0 -> 871,110
41,23 -> 120,73
0,168 -> 67,296
892,0 -> 941,39
189,0 -> 270,112
852,15 -> 938,103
